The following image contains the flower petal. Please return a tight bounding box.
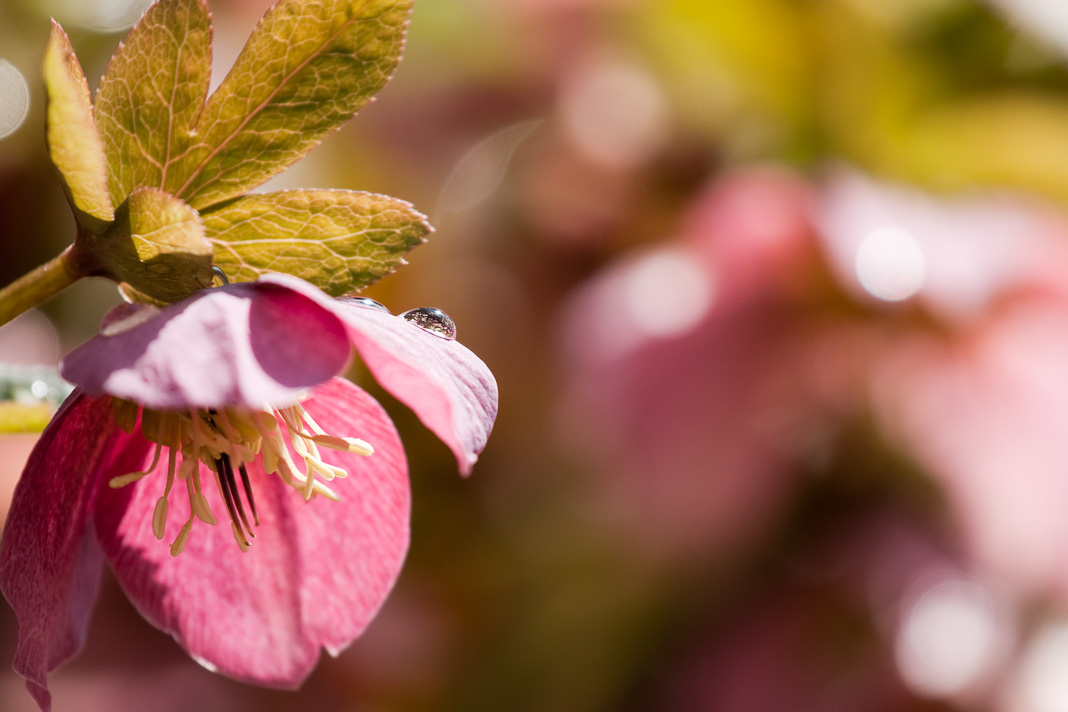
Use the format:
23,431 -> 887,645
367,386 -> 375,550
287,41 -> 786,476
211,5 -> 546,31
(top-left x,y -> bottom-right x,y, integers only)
260,273 -> 499,474
94,378 -> 410,686
559,172 -> 818,557
875,300 -> 1068,596
61,282 -> 352,410
0,393 -> 147,712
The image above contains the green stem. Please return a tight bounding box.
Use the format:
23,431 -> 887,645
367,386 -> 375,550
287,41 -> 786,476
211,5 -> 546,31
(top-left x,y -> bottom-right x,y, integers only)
0,247 -> 82,328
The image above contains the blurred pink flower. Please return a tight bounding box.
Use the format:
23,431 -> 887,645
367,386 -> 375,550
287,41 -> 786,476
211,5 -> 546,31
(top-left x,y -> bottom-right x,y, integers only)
0,274 -> 498,711
562,168 -> 828,558
563,165 -> 1068,590
653,510 -> 1001,711
829,174 -> 1068,599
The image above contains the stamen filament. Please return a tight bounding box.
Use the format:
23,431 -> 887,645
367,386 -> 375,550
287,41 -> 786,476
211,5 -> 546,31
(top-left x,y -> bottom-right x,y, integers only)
109,442 -> 161,488
111,400 -> 374,555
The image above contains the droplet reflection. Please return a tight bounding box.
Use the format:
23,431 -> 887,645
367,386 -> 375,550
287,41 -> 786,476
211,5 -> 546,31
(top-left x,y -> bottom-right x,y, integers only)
339,296 -> 391,314
0,61 -> 30,140
401,307 -> 457,340
855,225 -> 925,302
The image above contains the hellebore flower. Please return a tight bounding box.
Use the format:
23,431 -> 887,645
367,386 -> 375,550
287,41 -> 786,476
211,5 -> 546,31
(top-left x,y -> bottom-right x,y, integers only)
0,273 -> 498,711
562,165 -> 1068,579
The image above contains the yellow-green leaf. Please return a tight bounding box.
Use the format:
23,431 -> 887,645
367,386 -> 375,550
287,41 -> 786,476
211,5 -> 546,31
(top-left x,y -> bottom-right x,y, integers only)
882,94 -> 1068,205
94,0 -> 212,206
43,20 -> 114,233
0,405 -> 53,434
94,187 -> 214,302
175,0 -> 413,210
202,190 -> 430,294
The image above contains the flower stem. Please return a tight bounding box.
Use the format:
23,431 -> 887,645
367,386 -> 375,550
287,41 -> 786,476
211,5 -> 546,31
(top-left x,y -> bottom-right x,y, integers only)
0,247 -> 82,328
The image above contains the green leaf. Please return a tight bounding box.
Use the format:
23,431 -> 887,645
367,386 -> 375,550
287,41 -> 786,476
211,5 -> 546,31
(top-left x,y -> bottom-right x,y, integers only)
43,21 -> 114,233
201,189 -> 429,294
94,0 -> 212,206
91,187 -> 214,302
174,0 -> 413,210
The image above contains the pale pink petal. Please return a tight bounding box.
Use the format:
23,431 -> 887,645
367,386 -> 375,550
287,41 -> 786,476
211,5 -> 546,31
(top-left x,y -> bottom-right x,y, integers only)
874,300 -> 1068,597
0,394 -> 150,712
61,283 -> 352,410
260,273 -> 499,475
94,378 -> 410,686
817,169 -> 1068,324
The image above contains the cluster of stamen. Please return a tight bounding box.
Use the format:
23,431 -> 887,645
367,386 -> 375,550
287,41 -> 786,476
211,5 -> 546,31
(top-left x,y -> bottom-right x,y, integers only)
112,399 -> 374,555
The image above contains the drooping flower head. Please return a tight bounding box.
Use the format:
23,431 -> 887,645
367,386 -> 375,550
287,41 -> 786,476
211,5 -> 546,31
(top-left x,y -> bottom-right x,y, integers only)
0,274 -> 498,711
0,1 -> 501,709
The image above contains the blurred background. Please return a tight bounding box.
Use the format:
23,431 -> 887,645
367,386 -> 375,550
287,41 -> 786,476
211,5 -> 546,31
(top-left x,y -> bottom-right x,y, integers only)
8,0 -> 1068,710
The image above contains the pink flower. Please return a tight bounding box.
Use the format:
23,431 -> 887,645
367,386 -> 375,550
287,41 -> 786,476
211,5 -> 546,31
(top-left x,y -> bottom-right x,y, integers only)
0,273 -> 498,712
561,168 -> 820,558
823,173 -> 1068,598
562,164 -> 1068,586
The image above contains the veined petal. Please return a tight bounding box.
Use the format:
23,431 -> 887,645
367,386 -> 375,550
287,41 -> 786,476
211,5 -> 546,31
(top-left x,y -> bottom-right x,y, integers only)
0,393 -> 150,712
60,282 -> 351,410
95,378 -> 410,686
260,273 -> 499,474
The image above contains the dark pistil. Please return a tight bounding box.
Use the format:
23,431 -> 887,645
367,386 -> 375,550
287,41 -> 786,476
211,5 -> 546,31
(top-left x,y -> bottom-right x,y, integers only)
214,455 -> 250,546
220,454 -> 255,539
238,463 -> 260,526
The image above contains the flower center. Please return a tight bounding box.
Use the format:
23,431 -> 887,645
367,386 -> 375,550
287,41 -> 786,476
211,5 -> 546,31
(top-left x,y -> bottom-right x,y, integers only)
111,399 -> 373,556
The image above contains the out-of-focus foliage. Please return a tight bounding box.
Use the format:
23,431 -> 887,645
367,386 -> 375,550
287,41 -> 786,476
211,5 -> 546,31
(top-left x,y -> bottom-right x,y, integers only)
5,0 -> 1068,710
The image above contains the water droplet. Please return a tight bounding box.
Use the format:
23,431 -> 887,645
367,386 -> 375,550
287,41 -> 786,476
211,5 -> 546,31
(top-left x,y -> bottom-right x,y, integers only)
401,307 -> 457,340
339,296 -> 390,314
212,266 -> 230,286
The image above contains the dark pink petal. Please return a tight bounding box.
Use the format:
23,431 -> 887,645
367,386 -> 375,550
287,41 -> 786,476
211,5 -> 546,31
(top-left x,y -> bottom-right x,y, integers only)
260,273 -> 499,475
61,283 -> 351,410
95,378 -> 410,686
563,272 -> 809,558
0,393 -> 150,712
559,173 -> 822,557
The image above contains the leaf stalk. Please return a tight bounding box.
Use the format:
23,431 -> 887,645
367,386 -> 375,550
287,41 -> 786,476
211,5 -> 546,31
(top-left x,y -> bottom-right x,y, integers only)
0,246 -> 82,328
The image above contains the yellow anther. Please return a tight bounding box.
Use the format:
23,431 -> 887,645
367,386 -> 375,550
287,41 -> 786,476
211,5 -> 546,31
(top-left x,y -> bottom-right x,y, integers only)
311,434 -> 374,456
170,518 -> 194,557
152,497 -> 169,540
110,399 -> 375,554
189,491 -> 216,525
109,470 -> 151,488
